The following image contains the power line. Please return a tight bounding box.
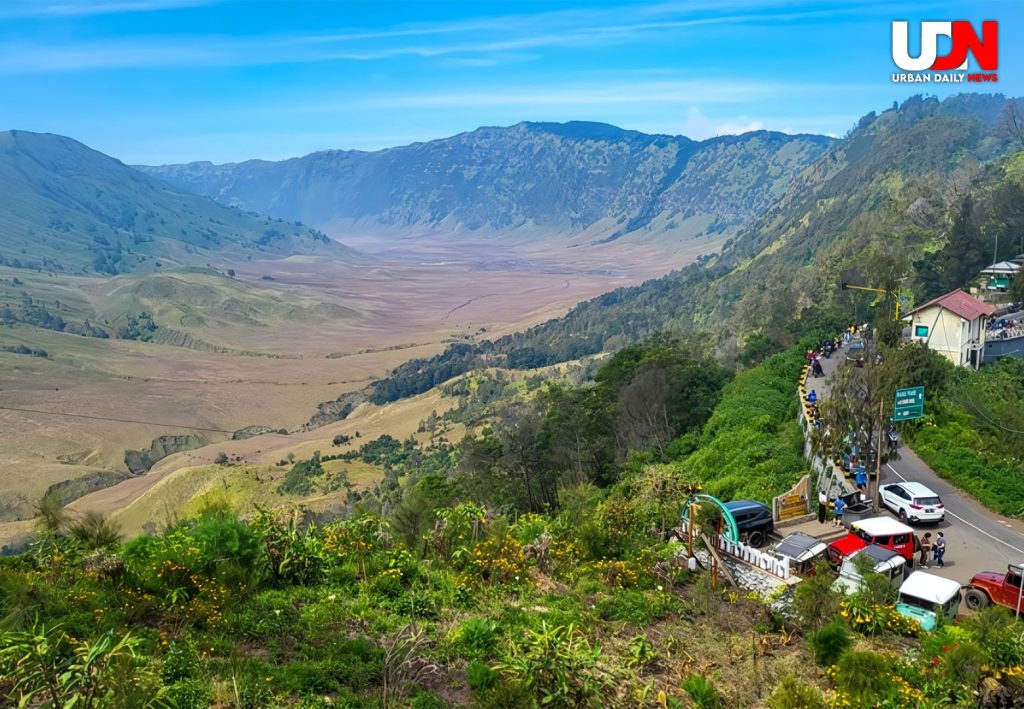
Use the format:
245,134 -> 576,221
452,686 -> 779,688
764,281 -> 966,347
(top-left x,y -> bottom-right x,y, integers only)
0,405 -> 252,434
951,393 -> 1024,435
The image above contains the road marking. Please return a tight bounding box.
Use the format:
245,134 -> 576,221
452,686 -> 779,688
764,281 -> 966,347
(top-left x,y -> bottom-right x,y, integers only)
886,463 -> 1024,556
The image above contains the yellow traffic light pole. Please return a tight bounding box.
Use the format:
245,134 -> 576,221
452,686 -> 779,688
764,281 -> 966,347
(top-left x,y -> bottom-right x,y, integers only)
840,282 -> 902,320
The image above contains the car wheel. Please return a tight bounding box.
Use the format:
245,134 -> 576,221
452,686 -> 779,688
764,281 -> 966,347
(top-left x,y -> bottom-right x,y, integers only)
899,509 -> 908,523
747,530 -> 766,547
965,589 -> 990,611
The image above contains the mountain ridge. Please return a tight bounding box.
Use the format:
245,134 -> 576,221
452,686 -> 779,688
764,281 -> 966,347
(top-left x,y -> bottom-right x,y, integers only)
0,130 -> 353,275
363,93 -> 1024,402
138,122 -> 834,242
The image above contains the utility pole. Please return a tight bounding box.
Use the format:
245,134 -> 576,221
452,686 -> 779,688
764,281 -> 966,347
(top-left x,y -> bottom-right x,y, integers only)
874,397 -> 884,512
687,500 -> 694,558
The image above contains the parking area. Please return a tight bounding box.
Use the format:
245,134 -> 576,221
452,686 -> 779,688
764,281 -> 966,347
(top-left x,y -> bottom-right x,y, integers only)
794,330 -> 1024,605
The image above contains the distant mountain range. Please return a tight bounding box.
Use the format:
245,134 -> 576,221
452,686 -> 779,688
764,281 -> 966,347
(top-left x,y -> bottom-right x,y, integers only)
140,122 -> 833,242
367,93 -> 1024,402
0,130 -> 351,275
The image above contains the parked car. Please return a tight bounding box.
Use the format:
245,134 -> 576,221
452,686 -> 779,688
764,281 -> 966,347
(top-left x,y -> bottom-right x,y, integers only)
964,563 -> 1024,612
831,544 -> 907,595
723,500 -> 774,547
896,571 -> 962,631
827,516 -> 916,567
880,482 -> 945,524
769,532 -> 828,576
846,340 -> 866,364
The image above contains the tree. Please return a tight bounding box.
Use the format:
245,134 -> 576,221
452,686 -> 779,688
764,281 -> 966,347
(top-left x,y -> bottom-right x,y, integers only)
816,339 -> 891,508
498,404 -> 550,511
998,99 -> 1024,150
1011,272 -> 1024,304
540,384 -> 614,488
615,366 -> 673,456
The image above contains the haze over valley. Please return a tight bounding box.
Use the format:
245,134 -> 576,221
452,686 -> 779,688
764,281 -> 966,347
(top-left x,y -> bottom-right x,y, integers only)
0,121 -> 831,544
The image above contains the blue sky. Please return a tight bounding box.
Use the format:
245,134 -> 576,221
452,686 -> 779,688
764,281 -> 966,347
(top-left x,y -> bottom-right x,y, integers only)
1,0 -> 1020,164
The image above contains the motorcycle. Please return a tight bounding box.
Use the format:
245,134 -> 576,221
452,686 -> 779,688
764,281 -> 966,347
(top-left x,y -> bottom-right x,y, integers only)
886,426 -> 898,450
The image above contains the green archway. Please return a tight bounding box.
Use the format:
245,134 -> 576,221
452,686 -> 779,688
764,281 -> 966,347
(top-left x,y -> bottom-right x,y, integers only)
680,494 -> 740,543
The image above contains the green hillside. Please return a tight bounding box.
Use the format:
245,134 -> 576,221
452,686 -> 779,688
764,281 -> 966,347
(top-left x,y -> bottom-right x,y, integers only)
0,266 -> 361,350
369,94 -> 1024,403
0,131 -> 351,275
6,344 -> 1024,707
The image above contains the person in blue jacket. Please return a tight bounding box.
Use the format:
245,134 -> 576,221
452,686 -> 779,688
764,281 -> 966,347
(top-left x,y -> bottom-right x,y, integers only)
854,465 -> 867,491
833,495 -> 846,527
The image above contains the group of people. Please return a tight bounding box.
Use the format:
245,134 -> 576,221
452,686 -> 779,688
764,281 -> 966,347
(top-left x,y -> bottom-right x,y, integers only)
818,489 -> 949,567
805,337 -> 841,377
917,531 -> 947,568
989,316 -> 1024,340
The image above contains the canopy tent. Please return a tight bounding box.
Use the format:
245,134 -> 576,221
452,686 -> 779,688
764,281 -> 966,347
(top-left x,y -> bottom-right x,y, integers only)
980,260 -> 1021,276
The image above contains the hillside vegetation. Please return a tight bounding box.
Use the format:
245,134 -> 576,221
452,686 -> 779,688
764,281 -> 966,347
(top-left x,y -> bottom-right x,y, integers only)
5,342 -> 1023,707
0,131 -> 350,275
910,357 -> 1024,517
141,123 -> 832,241
368,94 -> 1024,403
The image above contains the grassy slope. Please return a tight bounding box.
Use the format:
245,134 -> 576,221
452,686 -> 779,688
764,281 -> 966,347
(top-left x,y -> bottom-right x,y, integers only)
82,386 -> 467,538
674,348 -> 808,501
0,130 -> 350,275
910,358 -> 1024,518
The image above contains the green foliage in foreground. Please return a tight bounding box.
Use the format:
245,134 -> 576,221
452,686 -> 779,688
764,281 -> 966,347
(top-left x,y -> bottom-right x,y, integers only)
7,485 -> 1024,707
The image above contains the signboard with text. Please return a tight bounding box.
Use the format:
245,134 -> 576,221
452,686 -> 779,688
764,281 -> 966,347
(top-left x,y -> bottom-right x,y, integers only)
893,386 -> 925,421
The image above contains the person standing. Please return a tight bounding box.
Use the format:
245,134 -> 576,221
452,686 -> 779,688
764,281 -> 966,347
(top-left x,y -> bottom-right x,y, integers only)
854,465 -> 867,492
818,489 -> 828,524
919,533 -> 932,568
934,532 -> 946,568
833,495 -> 846,527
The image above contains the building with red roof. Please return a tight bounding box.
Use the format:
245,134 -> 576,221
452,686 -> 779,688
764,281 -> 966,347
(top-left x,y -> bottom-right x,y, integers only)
905,289 -> 996,368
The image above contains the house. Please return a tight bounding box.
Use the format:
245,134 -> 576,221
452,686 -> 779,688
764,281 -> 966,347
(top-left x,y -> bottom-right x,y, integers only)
978,259 -> 1021,292
905,289 -> 995,368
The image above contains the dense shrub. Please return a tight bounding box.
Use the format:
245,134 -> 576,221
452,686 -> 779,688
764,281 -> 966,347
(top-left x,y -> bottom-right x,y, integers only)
682,673 -> 722,708
675,349 -> 809,501
450,617 -> 500,660
808,620 -> 851,666
912,422 -> 1024,517
465,659 -> 498,692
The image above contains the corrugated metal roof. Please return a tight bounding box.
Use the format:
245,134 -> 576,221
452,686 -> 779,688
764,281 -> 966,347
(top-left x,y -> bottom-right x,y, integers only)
907,289 -> 996,321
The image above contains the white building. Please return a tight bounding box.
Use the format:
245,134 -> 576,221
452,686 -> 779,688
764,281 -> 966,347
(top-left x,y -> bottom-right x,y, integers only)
905,289 -> 995,369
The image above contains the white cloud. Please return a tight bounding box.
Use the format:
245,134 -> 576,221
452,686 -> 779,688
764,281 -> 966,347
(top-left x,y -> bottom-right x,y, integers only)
0,0 -> 870,73
0,0 -> 216,17
679,107 -> 764,139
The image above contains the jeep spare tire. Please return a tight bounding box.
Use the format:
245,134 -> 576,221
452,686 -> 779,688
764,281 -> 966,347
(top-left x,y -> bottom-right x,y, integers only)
965,588 -> 990,610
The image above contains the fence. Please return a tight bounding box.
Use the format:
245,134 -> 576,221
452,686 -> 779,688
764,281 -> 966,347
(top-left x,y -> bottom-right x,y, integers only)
797,359 -> 852,506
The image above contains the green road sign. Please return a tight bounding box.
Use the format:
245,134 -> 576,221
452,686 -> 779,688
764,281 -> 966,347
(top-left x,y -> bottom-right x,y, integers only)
893,386 -> 924,421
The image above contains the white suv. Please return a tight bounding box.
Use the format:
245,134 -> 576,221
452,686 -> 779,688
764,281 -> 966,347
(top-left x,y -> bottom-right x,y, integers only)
880,482 -> 945,524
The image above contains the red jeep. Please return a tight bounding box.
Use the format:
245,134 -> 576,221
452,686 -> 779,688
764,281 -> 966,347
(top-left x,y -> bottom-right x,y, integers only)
965,564 -> 1024,612
826,516 -> 917,567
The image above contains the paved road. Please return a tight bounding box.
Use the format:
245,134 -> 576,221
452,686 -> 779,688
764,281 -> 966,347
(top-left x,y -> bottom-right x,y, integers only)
808,335 -> 1024,585
881,447 -> 1024,584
